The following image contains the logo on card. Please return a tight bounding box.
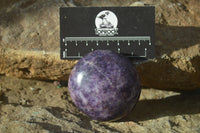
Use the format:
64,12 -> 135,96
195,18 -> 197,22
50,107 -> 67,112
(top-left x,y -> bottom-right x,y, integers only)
95,10 -> 118,36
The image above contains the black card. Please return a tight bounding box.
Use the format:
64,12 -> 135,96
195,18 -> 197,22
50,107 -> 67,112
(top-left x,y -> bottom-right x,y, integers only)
60,7 -> 155,59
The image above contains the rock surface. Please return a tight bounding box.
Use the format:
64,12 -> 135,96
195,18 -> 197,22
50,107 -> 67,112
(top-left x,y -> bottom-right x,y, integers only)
0,87 -> 3,101
0,76 -> 200,133
0,0 -> 200,90
0,49 -> 77,80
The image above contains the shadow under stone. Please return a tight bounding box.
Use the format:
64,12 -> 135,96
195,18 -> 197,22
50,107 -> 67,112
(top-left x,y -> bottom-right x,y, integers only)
45,106 -> 121,132
119,90 -> 200,122
27,121 -> 67,133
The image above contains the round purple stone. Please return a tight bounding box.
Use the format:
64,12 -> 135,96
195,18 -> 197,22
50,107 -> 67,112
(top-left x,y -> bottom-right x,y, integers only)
68,50 -> 141,121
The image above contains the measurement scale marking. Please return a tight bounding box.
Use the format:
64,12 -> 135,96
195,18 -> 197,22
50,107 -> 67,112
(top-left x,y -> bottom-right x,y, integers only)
63,36 -> 151,42
62,36 -> 151,58
63,48 -> 148,58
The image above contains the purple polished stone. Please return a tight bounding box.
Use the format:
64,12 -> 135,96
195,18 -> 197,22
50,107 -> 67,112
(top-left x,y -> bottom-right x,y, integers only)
68,50 -> 141,121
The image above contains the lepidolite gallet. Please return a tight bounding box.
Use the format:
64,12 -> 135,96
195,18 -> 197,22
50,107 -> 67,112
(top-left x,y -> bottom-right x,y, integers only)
68,50 -> 141,121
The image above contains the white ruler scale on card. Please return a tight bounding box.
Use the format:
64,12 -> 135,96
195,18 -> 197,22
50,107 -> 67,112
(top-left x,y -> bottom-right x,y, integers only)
62,36 -> 151,58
